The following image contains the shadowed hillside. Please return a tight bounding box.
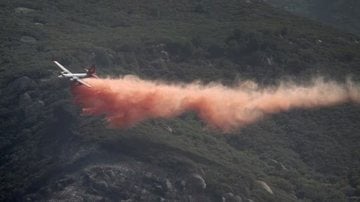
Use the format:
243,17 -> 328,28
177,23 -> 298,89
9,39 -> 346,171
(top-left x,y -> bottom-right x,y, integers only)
266,0 -> 360,36
0,0 -> 359,201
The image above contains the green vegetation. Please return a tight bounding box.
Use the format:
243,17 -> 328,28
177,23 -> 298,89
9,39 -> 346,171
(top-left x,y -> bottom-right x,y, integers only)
267,0 -> 360,36
0,0 -> 359,201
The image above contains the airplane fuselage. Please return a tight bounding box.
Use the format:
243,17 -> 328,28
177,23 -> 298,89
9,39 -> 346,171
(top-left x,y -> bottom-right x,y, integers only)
54,60 -> 96,88
59,73 -> 87,78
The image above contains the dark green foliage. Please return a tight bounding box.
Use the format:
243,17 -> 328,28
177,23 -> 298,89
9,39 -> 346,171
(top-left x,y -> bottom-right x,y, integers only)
0,0 -> 359,201
267,0 -> 360,36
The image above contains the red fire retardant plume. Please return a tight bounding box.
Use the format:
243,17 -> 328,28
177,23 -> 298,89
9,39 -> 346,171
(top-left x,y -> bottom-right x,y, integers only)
72,76 -> 360,132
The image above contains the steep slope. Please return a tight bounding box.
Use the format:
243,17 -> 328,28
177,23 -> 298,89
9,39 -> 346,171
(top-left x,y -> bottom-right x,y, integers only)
0,0 -> 359,201
266,0 -> 360,36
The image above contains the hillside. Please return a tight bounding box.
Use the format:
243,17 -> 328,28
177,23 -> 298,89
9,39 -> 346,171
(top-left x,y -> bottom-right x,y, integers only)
266,0 -> 360,36
0,0 -> 360,201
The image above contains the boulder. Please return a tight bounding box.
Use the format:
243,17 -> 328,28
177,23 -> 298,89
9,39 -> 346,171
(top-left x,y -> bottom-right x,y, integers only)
165,179 -> 173,192
34,22 -> 44,27
20,36 -> 37,43
14,7 -> 35,14
186,174 -> 206,192
256,180 -> 273,194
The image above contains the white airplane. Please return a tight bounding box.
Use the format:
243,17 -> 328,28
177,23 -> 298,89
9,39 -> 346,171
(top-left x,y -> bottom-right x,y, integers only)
53,61 -> 98,88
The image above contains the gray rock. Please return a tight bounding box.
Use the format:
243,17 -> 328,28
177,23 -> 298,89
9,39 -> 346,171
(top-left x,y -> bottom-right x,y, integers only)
14,7 -> 36,14
269,158 -> 288,170
37,100 -> 45,106
34,22 -> 44,26
186,174 -> 206,192
26,159 -> 214,201
48,185 -> 105,202
165,179 -> 173,192
180,179 -> 186,190
160,50 -> 169,61
256,180 -> 273,194
21,36 -> 37,43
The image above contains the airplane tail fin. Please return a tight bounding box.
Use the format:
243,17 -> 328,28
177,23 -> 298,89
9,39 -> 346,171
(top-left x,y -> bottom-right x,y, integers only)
85,65 -> 97,78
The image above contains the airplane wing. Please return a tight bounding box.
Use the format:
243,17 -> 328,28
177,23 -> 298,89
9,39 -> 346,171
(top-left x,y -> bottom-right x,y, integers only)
74,78 -> 92,88
54,61 -> 72,74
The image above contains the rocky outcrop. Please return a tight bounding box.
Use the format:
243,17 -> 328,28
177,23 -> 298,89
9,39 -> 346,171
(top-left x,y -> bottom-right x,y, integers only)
14,7 -> 36,15
256,180 -> 273,194
20,36 -> 37,43
34,164 -> 164,201
186,173 -> 206,192
24,155 -> 218,202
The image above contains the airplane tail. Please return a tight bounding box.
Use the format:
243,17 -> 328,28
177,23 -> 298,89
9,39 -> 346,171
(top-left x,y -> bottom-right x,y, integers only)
85,65 -> 98,78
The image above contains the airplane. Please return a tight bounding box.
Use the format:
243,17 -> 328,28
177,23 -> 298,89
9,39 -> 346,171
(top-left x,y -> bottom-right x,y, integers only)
53,61 -> 98,88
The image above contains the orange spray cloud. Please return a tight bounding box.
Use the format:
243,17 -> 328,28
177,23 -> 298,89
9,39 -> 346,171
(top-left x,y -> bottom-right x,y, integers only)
72,76 -> 360,132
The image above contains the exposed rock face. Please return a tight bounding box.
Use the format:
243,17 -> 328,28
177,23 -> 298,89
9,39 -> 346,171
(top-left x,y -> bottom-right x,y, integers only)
256,180 -> 273,194
28,162 -> 211,201
165,179 -> 173,192
18,135 -> 223,202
